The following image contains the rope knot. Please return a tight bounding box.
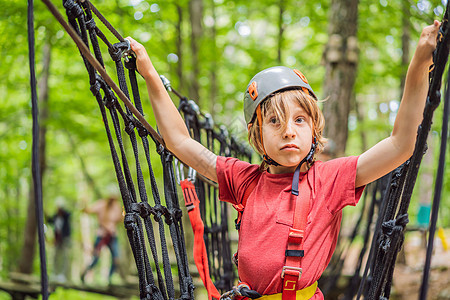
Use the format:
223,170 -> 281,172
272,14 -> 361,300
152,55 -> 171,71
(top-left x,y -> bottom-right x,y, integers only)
145,283 -> 159,295
136,122 -> 149,137
124,213 -> 139,231
131,202 -> 153,218
90,78 -> 101,96
104,92 -> 117,109
63,0 -> 83,18
109,41 -> 130,62
380,214 -> 409,251
152,204 -> 170,223
124,116 -> 135,135
171,208 -> 183,222
85,18 -> 96,31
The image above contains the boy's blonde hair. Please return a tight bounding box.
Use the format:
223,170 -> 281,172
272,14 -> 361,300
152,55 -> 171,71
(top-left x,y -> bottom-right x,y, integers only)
248,89 -> 326,164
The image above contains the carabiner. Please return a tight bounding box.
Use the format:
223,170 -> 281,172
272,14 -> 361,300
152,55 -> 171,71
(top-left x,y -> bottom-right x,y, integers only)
121,39 -> 136,62
174,158 -> 184,185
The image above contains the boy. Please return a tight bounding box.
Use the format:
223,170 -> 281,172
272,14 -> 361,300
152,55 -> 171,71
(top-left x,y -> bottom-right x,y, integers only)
125,20 -> 439,299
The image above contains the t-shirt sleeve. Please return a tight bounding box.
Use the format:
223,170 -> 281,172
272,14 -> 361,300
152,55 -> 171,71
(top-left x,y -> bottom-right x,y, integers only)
316,156 -> 365,214
216,156 -> 260,206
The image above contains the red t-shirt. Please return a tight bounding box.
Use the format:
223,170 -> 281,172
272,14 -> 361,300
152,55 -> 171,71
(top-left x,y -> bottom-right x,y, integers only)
216,156 -> 365,299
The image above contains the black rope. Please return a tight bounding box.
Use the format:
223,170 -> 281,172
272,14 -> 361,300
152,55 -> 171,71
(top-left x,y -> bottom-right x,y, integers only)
28,0 -> 49,298
419,69 -> 450,300
58,1 -> 196,298
343,175 -> 389,300
358,5 -> 450,299
47,1 -> 258,299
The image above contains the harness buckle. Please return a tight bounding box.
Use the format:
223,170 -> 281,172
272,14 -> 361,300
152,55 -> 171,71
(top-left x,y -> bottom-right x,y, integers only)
281,266 -> 302,279
287,228 -> 304,244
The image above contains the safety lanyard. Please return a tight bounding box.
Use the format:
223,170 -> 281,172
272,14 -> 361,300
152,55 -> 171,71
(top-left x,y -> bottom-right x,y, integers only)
177,160 -> 221,300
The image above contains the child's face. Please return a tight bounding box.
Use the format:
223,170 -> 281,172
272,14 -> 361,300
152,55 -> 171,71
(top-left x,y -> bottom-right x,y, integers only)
262,99 -> 313,174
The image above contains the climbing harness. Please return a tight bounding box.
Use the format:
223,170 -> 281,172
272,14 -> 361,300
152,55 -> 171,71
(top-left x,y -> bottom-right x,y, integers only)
258,281 -> 318,300
225,141 -> 317,300
220,282 -> 262,300
244,66 -> 317,166
280,142 -> 316,300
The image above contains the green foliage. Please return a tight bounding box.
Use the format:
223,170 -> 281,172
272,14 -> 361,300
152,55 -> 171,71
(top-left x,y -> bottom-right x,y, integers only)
0,0 -> 449,295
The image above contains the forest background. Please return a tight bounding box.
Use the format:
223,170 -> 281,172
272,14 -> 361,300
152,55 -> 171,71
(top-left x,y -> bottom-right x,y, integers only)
0,0 -> 449,297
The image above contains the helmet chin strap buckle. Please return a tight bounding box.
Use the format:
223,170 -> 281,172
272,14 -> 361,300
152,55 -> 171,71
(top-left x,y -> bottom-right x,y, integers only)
306,137 -> 318,165
263,154 -> 281,166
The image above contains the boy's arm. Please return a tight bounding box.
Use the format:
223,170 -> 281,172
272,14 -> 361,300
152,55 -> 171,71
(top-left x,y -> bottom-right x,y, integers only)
126,37 -> 218,183
355,21 -> 440,188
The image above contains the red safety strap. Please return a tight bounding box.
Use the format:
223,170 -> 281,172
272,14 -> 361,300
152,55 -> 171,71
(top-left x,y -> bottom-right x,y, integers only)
282,176 -> 311,300
180,179 -> 221,300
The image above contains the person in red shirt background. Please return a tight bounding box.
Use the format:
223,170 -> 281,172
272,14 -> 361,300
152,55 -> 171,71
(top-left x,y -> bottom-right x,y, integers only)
124,20 -> 439,299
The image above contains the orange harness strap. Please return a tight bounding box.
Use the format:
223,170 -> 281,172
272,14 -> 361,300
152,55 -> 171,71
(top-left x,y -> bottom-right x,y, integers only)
180,179 -> 221,300
282,176 -> 311,300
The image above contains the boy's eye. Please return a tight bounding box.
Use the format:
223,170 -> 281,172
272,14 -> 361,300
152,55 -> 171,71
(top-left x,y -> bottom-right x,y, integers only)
269,117 -> 278,124
296,117 -> 305,123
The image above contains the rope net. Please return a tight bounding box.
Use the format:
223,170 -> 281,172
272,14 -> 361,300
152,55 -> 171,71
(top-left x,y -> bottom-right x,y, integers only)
39,0 -> 450,299
57,0 -> 250,298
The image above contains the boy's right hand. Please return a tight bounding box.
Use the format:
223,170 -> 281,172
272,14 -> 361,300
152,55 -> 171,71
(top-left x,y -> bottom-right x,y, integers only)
413,20 -> 440,68
125,37 -> 155,78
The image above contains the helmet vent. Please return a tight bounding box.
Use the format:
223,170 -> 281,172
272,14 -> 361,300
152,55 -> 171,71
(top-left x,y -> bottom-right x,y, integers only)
249,81 -> 258,101
293,69 -> 308,84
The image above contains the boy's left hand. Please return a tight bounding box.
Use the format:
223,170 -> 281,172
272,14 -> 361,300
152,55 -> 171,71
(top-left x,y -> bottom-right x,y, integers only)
414,20 -> 441,67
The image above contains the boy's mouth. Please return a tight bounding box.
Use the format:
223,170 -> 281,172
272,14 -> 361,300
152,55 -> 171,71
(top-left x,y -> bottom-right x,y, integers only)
281,144 -> 299,150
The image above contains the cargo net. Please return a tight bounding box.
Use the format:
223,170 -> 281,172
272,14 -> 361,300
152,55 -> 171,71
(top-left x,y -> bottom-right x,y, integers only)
55,0 -> 251,298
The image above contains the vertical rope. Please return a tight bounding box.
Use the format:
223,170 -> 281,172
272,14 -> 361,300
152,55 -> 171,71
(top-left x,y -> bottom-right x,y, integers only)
419,71 -> 450,300
28,0 -> 48,298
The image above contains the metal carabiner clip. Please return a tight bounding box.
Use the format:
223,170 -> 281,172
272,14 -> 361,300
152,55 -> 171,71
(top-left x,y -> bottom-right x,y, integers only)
121,39 -> 136,62
174,158 -> 184,185
187,166 -> 197,184
174,158 -> 196,184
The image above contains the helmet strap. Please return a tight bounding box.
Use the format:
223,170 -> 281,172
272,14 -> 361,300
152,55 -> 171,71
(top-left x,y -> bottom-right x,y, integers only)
292,138 -> 317,195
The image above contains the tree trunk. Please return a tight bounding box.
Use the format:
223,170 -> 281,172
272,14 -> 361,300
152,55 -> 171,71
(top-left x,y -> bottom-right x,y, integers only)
354,95 -> 368,152
209,0 -> 218,114
322,0 -> 359,157
18,42 -> 51,274
189,0 -> 203,102
176,3 -> 184,92
277,0 -> 286,64
400,0 -> 411,98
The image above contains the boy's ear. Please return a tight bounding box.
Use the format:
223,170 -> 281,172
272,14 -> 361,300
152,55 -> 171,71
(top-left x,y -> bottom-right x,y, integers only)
247,123 -> 253,131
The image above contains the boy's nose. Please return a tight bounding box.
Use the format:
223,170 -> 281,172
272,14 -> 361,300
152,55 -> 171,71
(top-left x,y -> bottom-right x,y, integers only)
283,122 -> 296,138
